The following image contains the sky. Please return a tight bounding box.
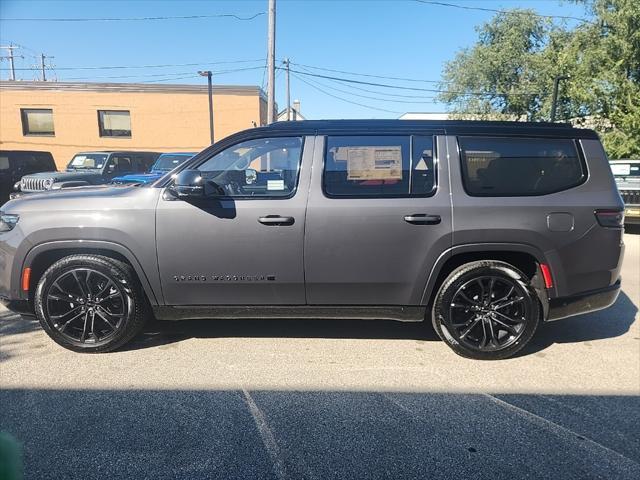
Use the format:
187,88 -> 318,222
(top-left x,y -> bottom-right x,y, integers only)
0,0 -> 592,119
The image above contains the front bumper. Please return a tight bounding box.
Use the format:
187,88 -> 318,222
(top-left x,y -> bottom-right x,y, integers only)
547,279 -> 621,321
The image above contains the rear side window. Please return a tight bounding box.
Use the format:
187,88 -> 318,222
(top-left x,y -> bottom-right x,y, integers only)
324,135 -> 436,197
459,137 -> 585,196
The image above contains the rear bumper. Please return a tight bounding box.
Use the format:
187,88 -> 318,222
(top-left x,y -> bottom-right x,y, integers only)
546,279 -> 621,322
0,297 -> 34,317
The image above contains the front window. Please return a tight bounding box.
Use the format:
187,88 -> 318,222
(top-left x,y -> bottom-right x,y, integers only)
98,110 -> 131,137
67,153 -> 108,170
21,108 -> 55,136
195,137 -> 303,198
152,154 -> 193,172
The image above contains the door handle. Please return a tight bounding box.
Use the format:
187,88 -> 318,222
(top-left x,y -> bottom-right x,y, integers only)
258,215 -> 295,226
404,214 -> 441,225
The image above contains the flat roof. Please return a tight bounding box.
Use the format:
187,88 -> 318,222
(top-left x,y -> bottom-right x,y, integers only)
0,80 -> 266,98
258,119 -> 599,140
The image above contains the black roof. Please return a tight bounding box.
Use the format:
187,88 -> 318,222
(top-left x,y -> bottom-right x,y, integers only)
257,119 -> 599,140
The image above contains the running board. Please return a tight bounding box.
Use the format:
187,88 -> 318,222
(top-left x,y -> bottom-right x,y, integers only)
152,305 -> 427,322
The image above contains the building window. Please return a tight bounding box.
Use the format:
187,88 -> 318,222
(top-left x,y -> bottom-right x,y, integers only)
21,108 -> 55,136
98,110 -> 131,137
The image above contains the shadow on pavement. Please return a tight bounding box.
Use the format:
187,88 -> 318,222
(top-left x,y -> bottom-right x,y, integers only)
0,388 -> 638,480
124,291 -> 638,357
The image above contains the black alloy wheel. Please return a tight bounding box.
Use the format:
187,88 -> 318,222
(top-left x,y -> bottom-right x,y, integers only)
35,255 -> 147,353
432,260 -> 540,360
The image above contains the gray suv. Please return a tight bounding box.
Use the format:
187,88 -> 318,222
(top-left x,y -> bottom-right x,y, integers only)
0,120 -> 625,359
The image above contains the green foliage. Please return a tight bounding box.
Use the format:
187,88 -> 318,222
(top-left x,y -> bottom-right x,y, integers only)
439,0 -> 640,158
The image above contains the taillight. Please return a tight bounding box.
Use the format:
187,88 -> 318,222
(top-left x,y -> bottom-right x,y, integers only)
539,263 -> 553,289
595,210 -> 624,228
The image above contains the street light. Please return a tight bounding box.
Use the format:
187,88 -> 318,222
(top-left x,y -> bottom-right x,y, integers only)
550,75 -> 570,122
198,70 -> 214,144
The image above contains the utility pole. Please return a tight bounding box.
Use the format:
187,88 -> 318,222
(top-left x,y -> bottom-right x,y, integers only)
0,44 -> 19,81
550,75 -> 569,122
198,70 -> 214,144
40,54 -> 48,81
266,0 -> 276,124
284,58 -> 291,120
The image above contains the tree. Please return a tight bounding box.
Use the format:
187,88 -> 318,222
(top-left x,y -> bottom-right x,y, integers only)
438,0 -> 640,158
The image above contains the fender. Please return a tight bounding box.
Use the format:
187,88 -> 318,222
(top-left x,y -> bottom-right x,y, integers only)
21,240 -> 160,305
420,242 -> 553,312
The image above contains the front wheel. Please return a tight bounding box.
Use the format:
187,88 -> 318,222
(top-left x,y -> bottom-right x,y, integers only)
432,260 -> 540,360
35,254 -> 147,353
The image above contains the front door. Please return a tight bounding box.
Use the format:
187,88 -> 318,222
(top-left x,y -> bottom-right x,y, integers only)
156,135 -> 313,305
304,133 -> 452,305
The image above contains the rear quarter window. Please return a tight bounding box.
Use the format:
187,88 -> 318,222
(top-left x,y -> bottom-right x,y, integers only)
459,137 -> 586,196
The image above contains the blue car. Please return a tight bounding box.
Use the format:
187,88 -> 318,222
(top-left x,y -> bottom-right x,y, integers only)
111,152 -> 195,185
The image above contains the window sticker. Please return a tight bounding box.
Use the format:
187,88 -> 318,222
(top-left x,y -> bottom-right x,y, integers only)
267,179 -> 285,191
611,164 -> 631,175
342,146 -> 403,181
71,155 -> 87,166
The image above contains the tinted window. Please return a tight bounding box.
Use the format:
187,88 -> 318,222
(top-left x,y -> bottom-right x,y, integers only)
98,110 -> 131,137
153,154 -> 193,172
324,136 -> 436,197
21,109 -> 54,136
0,155 -> 9,170
459,137 -> 585,196
197,137 -> 303,198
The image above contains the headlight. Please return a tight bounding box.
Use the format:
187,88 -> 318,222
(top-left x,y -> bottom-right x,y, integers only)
44,179 -> 54,190
50,183 -> 63,190
13,181 -> 21,192
0,212 -> 20,232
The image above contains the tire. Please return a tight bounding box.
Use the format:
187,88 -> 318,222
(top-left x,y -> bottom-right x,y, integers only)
431,260 -> 540,360
34,254 -> 148,353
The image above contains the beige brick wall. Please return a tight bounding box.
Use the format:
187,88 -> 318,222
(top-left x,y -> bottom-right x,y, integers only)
0,82 -> 266,169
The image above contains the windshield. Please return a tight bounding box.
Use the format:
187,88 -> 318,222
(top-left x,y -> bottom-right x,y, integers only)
152,154 -> 192,172
67,153 -> 108,170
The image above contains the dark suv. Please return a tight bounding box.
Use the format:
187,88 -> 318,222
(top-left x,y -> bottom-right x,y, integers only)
0,150 -> 56,203
14,151 -> 160,195
0,120 -> 625,359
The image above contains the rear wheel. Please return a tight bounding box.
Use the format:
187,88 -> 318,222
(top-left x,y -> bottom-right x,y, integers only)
35,255 -> 147,353
432,260 -> 540,360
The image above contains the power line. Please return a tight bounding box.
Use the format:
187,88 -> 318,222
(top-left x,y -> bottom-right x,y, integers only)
0,58 -> 265,72
412,1 -> 597,25
0,12 -> 265,22
293,63 -> 442,99
58,66 -> 265,82
296,72 -> 441,104
292,72 -> 403,114
285,67 -> 544,97
290,61 -> 441,84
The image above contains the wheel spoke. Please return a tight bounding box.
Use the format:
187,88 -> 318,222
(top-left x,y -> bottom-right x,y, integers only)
51,281 -> 75,299
96,280 -> 115,299
79,312 -> 90,342
459,316 -> 482,339
85,270 -> 94,297
490,315 -> 518,335
493,296 -> 524,310
56,310 -> 85,332
98,292 -> 121,304
487,318 -> 498,346
95,309 -> 116,330
491,285 -> 515,305
458,290 -> 481,306
478,320 -> 489,349
50,306 -> 81,321
71,270 -> 88,297
492,309 -> 526,325
488,276 -> 496,301
476,278 -> 486,302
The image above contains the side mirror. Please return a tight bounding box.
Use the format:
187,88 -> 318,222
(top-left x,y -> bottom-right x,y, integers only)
173,169 -> 205,197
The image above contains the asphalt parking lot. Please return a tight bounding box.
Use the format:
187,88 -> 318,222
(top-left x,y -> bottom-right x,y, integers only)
1,231 -> 639,480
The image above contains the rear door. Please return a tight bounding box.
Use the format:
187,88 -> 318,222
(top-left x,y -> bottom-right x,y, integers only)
304,133 -> 452,305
